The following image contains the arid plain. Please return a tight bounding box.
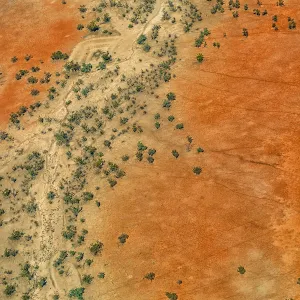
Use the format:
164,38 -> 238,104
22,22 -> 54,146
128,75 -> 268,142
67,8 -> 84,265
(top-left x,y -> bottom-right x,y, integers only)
0,0 -> 299,299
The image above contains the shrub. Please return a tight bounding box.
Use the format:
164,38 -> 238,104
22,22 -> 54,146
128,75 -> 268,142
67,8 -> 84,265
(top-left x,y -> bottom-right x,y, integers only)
81,63 -> 93,73
243,28 -> 248,37
78,5 -> 87,13
147,156 -> 154,164
168,115 -> 175,122
165,292 -> 178,300
68,287 -> 85,300
193,167 -> 202,175
143,44 -> 151,52
38,277 -> 47,288
175,123 -> 184,130
166,92 -> 176,101
144,272 -> 155,281
9,230 -> 24,240
148,149 -> 156,156
196,53 -> 204,63
87,21 -> 100,32
103,13 -> 111,23
82,274 -> 93,285
98,272 -> 105,279
118,233 -> 129,244
51,51 -> 69,60
137,141 -> 147,151
172,150 -> 179,159
77,24 -> 84,30
197,147 -> 204,153
90,241 -> 104,255
237,266 -> 246,274
4,285 -> 16,296
137,34 -> 147,45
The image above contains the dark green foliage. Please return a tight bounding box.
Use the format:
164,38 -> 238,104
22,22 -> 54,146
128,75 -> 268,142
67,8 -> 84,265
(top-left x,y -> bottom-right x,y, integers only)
168,115 -> 175,122
137,34 -> 147,45
243,28 -> 248,37
55,131 -> 73,146
197,147 -> 204,153
122,155 -> 129,161
98,272 -> 105,279
97,62 -> 106,70
175,123 -> 184,130
51,51 -> 69,60
62,225 -> 77,240
103,13 -> 111,23
136,152 -> 143,161
108,178 -> 117,187
87,21 -> 100,32
64,61 -> 80,72
288,17 -> 296,29
155,122 -> 160,129
68,287 -> 85,300
9,230 -> 24,240
166,92 -> 176,101
4,284 -> 16,296
78,5 -> 87,13
20,263 -> 34,280
38,277 -> 47,288
148,149 -> 156,156
195,28 -> 210,48
137,141 -> 147,151
81,63 -> 93,73
143,44 -> 151,52
30,89 -> 40,96
4,248 -> 18,257
196,53 -> 204,63
24,201 -> 38,214
237,266 -> 246,274
144,272 -> 155,281
172,150 -> 179,159
104,140 -> 111,148
85,259 -> 93,266
27,76 -> 38,84
89,241 -> 104,255
154,113 -> 160,120
162,99 -> 172,109
82,274 -> 94,285
77,24 -> 84,30
82,192 -> 94,202
47,191 -> 56,200
147,156 -> 154,164
165,292 -> 178,300
118,233 -> 129,244
193,167 -> 202,175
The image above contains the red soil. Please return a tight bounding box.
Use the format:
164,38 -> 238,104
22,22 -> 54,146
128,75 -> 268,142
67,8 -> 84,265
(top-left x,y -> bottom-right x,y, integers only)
88,1 -> 300,299
0,0 -> 84,123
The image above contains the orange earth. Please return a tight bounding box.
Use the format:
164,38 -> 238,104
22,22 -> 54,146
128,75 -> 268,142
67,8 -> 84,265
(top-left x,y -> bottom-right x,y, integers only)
0,0 -> 86,124
86,1 -> 300,299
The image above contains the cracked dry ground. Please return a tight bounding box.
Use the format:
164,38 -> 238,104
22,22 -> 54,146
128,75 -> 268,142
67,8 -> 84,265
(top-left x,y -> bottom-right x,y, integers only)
87,3 -> 300,300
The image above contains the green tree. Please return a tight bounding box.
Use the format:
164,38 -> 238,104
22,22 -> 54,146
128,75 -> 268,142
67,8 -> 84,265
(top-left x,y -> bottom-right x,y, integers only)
196,53 -> 204,63
89,241 -> 104,255
4,284 -> 16,296
68,287 -> 85,300
144,272 -> 155,281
